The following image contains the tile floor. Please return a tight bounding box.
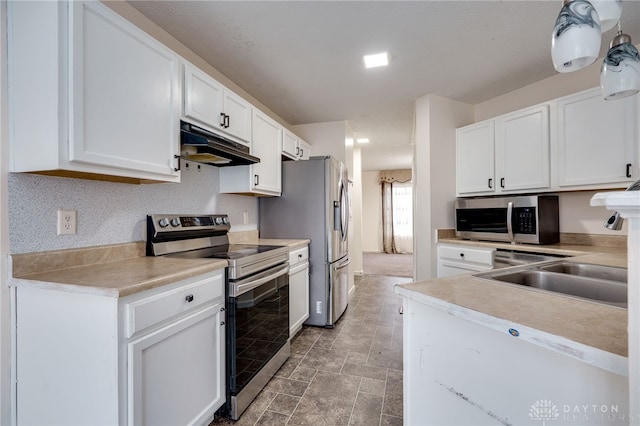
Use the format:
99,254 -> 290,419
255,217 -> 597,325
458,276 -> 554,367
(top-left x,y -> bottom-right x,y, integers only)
213,274 -> 411,426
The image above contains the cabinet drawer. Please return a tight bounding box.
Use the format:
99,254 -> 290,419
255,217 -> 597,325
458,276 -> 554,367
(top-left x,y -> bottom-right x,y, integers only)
125,272 -> 224,338
438,244 -> 494,267
289,246 -> 309,266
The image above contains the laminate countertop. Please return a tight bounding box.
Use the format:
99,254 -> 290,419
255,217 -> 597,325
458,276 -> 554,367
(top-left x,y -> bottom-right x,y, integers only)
10,239 -> 310,298
395,244 -> 629,376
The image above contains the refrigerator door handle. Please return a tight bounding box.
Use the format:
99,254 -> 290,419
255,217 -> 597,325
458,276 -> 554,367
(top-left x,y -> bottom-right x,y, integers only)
332,258 -> 351,271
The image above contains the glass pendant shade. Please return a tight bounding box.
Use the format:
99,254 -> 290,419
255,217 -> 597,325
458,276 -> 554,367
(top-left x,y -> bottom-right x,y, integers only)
591,0 -> 623,32
601,32 -> 640,100
551,0 -> 602,73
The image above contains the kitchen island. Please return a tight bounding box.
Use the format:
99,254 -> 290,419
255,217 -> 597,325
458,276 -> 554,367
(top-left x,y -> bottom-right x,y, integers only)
395,251 -> 629,426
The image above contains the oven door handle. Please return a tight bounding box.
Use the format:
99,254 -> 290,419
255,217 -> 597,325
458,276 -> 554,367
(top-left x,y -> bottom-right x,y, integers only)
230,263 -> 290,297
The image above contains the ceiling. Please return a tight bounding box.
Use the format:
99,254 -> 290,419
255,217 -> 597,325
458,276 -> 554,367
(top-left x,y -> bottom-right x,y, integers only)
127,0 -> 640,171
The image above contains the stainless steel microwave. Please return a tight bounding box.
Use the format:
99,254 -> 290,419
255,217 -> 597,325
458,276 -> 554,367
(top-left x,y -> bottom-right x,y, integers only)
455,195 -> 559,244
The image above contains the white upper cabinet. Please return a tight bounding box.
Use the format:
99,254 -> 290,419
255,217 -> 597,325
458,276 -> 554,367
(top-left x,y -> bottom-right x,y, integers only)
556,87 -> 637,188
495,105 -> 550,192
219,109 -> 283,196
298,139 -> 311,160
183,63 -> 252,143
456,121 -> 496,195
456,85 -> 639,196
282,129 -> 312,161
456,104 -> 550,197
282,129 -> 299,159
9,1 -> 181,183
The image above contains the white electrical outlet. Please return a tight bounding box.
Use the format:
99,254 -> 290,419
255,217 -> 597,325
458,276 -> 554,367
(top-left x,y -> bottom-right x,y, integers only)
57,210 -> 77,235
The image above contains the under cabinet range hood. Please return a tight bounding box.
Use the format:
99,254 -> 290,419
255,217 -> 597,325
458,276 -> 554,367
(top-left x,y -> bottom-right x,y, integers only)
179,121 -> 259,167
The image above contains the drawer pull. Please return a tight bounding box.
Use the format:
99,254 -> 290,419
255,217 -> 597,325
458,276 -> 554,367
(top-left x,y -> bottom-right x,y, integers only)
459,253 -> 464,258
185,294 -> 194,303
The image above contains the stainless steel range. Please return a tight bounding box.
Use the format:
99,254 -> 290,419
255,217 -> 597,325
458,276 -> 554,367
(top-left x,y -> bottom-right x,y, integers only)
146,214 -> 290,420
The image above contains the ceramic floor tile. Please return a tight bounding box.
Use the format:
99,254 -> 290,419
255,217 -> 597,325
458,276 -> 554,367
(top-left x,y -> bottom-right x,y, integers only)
288,371 -> 361,425
383,368 -> 403,418
255,410 -> 291,426
267,393 -> 301,416
348,392 -> 384,425
341,362 -> 388,381
359,377 -> 387,397
298,347 -> 349,373
263,376 -> 310,397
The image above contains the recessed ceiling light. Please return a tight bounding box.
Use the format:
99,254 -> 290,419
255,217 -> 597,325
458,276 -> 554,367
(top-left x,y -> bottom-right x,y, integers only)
363,52 -> 388,69
357,138 -> 370,144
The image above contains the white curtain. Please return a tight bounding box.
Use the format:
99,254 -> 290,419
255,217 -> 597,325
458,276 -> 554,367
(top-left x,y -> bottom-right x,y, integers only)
380,170 -> 413,254
391,181 -> 413,253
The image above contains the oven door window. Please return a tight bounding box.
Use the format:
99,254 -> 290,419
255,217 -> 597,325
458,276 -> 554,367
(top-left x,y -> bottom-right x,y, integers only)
228,274 -> 289,394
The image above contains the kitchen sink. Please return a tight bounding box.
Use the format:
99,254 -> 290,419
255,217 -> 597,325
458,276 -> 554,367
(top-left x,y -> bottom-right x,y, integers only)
537,262 -> 627,283
474,262 -> 627,308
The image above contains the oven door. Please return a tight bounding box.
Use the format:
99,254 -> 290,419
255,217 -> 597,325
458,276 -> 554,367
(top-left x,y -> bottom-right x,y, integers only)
226,262 -> 289,417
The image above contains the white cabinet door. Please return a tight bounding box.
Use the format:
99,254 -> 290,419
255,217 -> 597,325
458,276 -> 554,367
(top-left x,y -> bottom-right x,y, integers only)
223,89 -> 252,142
183,63 -> 252,143
557,87 -> 637,188
298,138 -> 311,160
495,105 -> 550,192
128,303 -> 225,426
184,63 -> 225,131
289,246 -> 310,336
252,110 -> 283,194
219,109 -> 282,195
282,129 -> 299,160
456,120 -> 495,195
70,1 -> 181,178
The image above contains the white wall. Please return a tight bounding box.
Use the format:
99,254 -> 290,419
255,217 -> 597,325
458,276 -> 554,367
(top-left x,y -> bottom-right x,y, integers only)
349,148 -> 363,276
292,121 -> 348,165
414,95 -> 474,281
362,171 -> 382,252
8,165 -> 258,254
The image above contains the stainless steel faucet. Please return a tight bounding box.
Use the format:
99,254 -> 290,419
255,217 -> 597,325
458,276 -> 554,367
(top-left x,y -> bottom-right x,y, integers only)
604,179 -> 640,230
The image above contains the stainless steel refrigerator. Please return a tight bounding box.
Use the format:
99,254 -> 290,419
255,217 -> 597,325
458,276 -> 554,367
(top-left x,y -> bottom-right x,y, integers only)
259,156 -> 350,327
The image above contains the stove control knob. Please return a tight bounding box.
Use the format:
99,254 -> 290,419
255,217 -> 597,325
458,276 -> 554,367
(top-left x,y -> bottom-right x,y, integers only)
170,218 -> 180,227
158,218 -> 170,228
215,217 -> 223,225
222,217 -> 229,225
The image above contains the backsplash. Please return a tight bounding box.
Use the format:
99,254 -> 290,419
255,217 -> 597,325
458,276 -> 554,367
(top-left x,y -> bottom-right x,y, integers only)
8,162 -> 258,254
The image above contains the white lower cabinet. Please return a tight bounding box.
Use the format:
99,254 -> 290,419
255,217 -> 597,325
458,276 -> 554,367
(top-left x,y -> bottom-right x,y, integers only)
289,246 -> 310,336
436,243 -> 494,278
14,270 -> 226,425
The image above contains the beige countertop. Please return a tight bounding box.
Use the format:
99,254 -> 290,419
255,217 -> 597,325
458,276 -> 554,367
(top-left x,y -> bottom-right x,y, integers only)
437,237 -> 627,258
395,249 -> 628,375
10,238 -> 310,298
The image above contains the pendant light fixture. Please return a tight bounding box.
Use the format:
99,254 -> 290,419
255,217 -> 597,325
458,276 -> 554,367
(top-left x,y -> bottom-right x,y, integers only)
590,0 -> 623,32
551,0 -> 601,73
600,23 -> 640,100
